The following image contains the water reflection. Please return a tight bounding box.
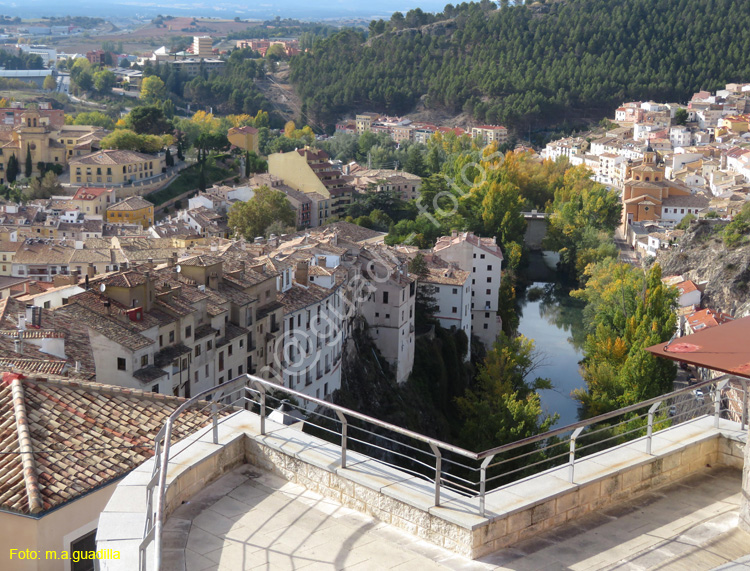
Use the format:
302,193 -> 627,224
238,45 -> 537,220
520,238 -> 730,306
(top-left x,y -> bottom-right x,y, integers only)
517,280 -> 587,427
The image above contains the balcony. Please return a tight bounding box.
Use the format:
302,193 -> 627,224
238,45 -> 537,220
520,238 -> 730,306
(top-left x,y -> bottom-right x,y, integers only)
97,375 -> 750,570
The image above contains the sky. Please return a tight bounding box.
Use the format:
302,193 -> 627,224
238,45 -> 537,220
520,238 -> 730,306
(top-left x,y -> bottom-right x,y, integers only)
1,0 -> 455,21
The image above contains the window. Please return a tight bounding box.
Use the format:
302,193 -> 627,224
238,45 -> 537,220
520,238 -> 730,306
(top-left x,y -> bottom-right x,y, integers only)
452,307 -> 457,314
487,265 -> 492,271
185,326 -> 192,338
43,301 -> 51,309
207,340 -> 212,350
473,253 -> 476,258
487,277 -> 492,283
375,312 -> 379,318
238,365 -> 243,375
228,344 -> 233,356
486,289 -> 491,295
385,314 -> 390,319
205,364 -> 209,376
483,324 -> 488,329
117,357 -> 126,371
141,355 -> 148,367
70,530 -> 97,571
452,288 -> 458,294
383,291 -> 389,304
195,345 -> 201,357
228,368 -> 232,379
485,312 -> 490,318
239,338 -> 244,349
169,331 -> 175,343
219,351 -> 224,372
152,384 -> 159,393
480,254 -> 485,259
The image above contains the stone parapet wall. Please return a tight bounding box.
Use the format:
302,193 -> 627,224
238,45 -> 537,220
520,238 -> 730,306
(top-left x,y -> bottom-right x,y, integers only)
97,412 -> 747,568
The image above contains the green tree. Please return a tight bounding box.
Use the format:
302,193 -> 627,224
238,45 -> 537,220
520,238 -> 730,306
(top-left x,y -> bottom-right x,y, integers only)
572,261 -> 677,417
543,165 -> 621,283
42,75 -> 57,91
674,108 -> 688,126
126,105 -> 170,135
93,69 -> 115,93
228,185 -> 296,239
24,144 -> 32,178
141,75 -> 167,104
25,171 -> 63,200
6,154 -> 18,183
456,333 -> 556,452
73,111 -> 115,130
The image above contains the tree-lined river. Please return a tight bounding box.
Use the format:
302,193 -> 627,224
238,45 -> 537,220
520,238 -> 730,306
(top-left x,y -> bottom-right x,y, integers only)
517,252 -> 587,428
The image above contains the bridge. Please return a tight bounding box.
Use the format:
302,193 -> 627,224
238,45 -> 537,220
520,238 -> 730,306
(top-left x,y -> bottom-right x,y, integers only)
96,366 -> 750,570
522,210 -> 549,250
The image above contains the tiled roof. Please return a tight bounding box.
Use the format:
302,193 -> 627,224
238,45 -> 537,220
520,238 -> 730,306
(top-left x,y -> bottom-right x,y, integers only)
107,196 -> 153,211
0,359 -> 66,375
0,373 -> 216,515
69,149 -> 156,166
72,187 -> 114,201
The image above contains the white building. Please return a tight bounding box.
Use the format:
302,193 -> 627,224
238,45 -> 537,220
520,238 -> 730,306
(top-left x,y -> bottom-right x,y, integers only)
433,231 -> 503,349
359,247 -> 416,384
418,254 -> 471,360
277,257 -> 348,403
669,126 -> 692,148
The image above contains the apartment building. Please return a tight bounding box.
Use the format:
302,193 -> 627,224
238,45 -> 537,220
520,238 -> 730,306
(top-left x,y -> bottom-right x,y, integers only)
433,231 -> 503,349
106,196 -> 155,228
358,246 -> 416,384
69,149 -> 163,186
418,253 -> 471,360
471,125 -> 509,146
268,148 -> 354,226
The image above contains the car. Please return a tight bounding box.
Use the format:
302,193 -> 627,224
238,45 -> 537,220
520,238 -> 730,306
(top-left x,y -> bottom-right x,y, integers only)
668,406 -> 677,417
693,389 -> 704,401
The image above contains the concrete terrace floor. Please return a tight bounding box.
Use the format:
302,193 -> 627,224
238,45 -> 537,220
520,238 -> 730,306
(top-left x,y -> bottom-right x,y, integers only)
164,465 -> 750,571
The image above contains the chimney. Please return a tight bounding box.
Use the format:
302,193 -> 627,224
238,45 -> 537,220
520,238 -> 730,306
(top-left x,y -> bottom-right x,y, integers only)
208,272 -> 219,290
147,258 -> 154,269
14,330 -> 23,354
168,252 -> 178,267
239,261 -> 246,273
295,261 -> 309,286
87,263 -> 95,278
451,229 -> 458,238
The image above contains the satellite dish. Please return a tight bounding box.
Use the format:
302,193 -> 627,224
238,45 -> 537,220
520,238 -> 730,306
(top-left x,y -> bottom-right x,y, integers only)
175,264 -> 181,273
99,284 -> 106,293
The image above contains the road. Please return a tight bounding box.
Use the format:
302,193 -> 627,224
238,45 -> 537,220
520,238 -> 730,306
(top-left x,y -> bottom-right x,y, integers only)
614,226 -> 640,265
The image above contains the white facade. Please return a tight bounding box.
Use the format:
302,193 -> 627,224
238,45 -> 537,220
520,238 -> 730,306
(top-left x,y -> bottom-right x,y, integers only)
433,232 -> 503,349
360,274 -> 416,385
669,126 -> 692,148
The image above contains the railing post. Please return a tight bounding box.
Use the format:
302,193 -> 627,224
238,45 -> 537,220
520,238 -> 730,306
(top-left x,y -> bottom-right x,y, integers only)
211,402 -> 219,444
646,401 -> 661,455
429,443 -> 441,507
714,378 -> 730,428
479,455 -> 494,517
334,410 -> 348,469
253,381 -> 267,435
568,427 -> 584,484
741,379 -> 748,430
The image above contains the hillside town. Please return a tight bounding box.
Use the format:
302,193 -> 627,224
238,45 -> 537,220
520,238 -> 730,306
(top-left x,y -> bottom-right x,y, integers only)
3,5 -> 750,568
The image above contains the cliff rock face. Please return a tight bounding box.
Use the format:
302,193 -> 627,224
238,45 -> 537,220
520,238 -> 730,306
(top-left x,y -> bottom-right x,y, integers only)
657,220 -> 750,317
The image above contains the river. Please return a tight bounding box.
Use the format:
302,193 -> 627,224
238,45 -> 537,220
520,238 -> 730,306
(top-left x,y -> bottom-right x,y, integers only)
517,252 -> 587,427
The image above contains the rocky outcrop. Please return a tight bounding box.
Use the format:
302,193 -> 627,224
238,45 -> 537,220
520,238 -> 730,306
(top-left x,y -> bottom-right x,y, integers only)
657,219 -> 750,317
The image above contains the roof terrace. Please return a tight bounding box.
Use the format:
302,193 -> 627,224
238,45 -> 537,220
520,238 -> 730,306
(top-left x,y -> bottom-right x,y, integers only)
96,368 -> 750,570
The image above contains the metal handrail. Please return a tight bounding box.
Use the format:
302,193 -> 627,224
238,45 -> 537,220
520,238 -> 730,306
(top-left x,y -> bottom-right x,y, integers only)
140,372 -> 748,570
